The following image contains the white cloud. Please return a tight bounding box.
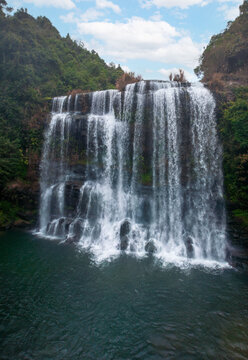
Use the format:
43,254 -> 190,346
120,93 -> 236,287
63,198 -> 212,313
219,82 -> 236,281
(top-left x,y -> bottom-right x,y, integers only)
60,12 -> 76,22
150,11 -> 162,21
25,0 -> 76,9
81,8 -> 104,21
96,0 -> 121,13
140,0 -> 242,11
217,0 -> 241,3
218,4 -> 239,20
121,65 -> 131,73
140,0 -> 210,9
171,10 -> 188,19
225,5 -> 240,19
77,17 -> 203,68
159,67 -> 197,82
61,8 -> 104,23
217,0 -> 242,20
60,0 -> 120,24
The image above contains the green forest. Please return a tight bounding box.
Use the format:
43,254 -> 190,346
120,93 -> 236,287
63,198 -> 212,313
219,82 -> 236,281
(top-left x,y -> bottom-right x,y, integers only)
221,87 -> 248,226
0,1 -> 123,226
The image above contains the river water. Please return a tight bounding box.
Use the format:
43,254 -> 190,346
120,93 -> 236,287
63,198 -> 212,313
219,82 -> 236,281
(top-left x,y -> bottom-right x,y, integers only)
0,230 -> 248,360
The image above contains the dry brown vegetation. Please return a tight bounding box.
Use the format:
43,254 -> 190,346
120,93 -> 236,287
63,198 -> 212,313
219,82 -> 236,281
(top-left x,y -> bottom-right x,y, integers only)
169,69 -> 188,82
68,89 -> 90,96
116,72 -> 143,91
207,72 -> 225,90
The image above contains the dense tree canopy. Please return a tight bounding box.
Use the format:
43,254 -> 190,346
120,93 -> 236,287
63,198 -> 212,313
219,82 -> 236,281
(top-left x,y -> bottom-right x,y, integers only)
0,5 -> 123,188
0,3 -> 124,227
220,87 -> 248,209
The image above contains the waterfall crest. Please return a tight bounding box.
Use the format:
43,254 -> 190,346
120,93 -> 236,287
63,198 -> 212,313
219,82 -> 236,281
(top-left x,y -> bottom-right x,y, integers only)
38,81 -> 226,264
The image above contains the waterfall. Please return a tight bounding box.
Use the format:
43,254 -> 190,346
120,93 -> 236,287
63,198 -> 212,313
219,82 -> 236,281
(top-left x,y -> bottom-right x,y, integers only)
38,81 -> 226,264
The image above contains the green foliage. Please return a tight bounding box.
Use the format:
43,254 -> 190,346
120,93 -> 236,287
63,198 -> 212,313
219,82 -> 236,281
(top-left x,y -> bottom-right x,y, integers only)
223,99 -> 248,150
240,0 -> 248,15
137,155 -> 153,185
0,10 -> 123,98
0,201 -> 20,228
0,3 -> 123,192
0,131 -> 27,190
0,0 -> 12,16
232,209 -> 248,226
141,172 -> 152,186
219,87 -> 248,209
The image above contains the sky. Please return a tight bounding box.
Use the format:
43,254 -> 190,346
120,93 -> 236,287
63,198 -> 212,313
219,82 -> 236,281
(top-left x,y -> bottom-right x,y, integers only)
7,0 -> 244,81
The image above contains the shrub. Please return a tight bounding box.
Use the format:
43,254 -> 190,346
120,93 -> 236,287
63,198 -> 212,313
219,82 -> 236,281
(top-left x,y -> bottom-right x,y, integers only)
169,69 -> 188,82
116,72 -> 143,91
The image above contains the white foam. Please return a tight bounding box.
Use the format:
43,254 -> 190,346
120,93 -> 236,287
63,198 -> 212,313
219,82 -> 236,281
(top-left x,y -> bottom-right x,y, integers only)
37,82 -> 227,269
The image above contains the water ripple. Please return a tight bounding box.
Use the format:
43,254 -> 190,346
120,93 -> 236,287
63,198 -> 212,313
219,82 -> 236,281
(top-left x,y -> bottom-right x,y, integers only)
0,231 -> 248,360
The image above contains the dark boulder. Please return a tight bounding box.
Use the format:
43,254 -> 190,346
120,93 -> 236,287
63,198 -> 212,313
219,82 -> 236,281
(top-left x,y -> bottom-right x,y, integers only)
65,235 -> 78,245
119,219 -> 131,251
145,240 -> 157,254
120,219 -> 131,237
120,235 -> 129,251
70,219 -> 83,239
226,244 -> 248,271
56,217 -> 66,236
13,218 -> 31,228
185,237 -> 194,258
64,218 -> 73,232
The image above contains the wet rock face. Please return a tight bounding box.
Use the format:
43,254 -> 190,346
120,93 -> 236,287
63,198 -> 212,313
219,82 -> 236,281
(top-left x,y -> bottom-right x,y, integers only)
145,240 -> 157,254
39,83 -> 227,262
64,219 -> 72,233
120,235 -> 129,251
185,237 -> 194,258
65,235 -> 78,245
119,220 -> 131,250
225,212 -> 248,269
226,244 -> 248,271
71,219 -> 83,239
120,220 -> 131,238
56,217 -> 66,236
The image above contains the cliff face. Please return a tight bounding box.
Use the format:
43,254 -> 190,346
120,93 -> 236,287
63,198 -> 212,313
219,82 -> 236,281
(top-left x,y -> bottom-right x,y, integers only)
195,1 -> 248,99
38,83 -> 227,262
195,1 -> 248,263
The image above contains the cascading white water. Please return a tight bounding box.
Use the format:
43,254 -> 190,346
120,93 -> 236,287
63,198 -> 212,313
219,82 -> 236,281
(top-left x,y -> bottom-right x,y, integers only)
38,81 -> 227,265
